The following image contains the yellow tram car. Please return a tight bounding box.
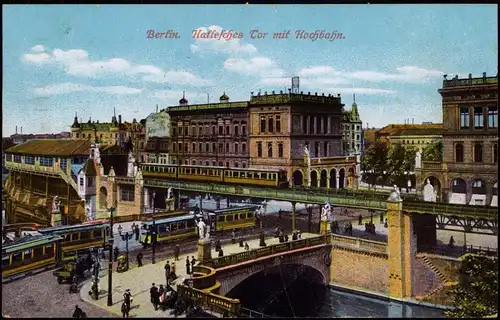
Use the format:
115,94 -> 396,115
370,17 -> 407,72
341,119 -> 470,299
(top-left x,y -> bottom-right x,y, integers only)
211,205 -> 258,232
141,214 -> 199,246
38,222 -> 110,264
140,164 -> 289,188
2,235 -> 62,283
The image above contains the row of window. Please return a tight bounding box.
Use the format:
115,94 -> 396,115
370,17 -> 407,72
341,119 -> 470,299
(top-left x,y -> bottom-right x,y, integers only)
459,106 -> 498,129
79,177 -> 95,187
256,142 -> 285,158
402,140 -> 432,145
172,159 -> 248,168
259,115 -> 282,134
455,143 -> 498,163
299,115 -> 337,135
3,244 -> 55,268
173,142 -> 248,154
342,124 -> 362,131
173,124 -> 247,137
74,133 -> 119,139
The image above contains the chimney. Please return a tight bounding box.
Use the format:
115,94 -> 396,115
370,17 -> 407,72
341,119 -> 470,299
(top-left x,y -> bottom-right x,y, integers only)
156,104 -> 158,113
15,126 -> 18,134
119,115 -> 122,124
21,127 -> 23,134
412,118 -> 414,124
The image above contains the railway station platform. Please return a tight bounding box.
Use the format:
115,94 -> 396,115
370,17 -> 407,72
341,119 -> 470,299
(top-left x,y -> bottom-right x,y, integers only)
80,232 -> 317,317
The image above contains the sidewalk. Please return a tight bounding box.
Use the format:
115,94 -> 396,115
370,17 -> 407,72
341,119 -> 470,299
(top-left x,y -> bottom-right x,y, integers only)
80,232 -> 317,317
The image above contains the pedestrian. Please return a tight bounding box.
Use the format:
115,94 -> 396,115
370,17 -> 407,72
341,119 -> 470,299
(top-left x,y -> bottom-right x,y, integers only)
118,225 -> 123,236
298,230 -> 302,239
164,261 -> 170,285
114,247 -> 119,262
159,284 -> 165,296
185,256 -> 191,275
123,289 -> 132,309
292,231 -> 298,241
72,305 -> 85,318
231,229 -> 236,244
136,252 -> 143,267
132,222 -> 136,231
171,262 -> 177,280
174,244 -> 180,261
284,233 -> 289,242
380,212 -> 384,224
218,248 -> 224,257
121,302 -> 130,318
244,242 -> 249,251
150,283 -> 159,310
134,225 -> 140,241
239,237 -> 244,247
358,214 -> 363,226
190,256 -> 197,270
215,239 -> 222,252
448,236 -> 455,248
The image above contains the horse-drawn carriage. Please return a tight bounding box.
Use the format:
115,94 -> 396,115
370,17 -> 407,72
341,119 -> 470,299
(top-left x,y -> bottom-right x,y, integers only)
53,255 -> 92,284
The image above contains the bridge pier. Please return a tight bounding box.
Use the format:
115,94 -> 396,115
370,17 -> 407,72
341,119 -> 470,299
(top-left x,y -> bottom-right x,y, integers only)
412,214 -> 437,251
387,194 -> 414,299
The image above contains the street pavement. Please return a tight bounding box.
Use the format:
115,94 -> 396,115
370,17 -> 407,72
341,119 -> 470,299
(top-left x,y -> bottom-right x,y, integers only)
79,232 -> 317,317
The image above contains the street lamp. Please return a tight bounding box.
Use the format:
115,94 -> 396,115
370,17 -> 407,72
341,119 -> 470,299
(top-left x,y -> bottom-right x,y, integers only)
91,248 -> 100,300
107,207 -> 115,306
152,191 -> 156,264
121,231 -> 133,271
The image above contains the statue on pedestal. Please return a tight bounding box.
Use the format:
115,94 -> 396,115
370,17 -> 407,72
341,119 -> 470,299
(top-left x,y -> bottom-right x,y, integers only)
321,201 -> 332,221
423,179 -> 437,202
197,218 -> 207,240
415,151 -> 422,169
52,195 -> 61,213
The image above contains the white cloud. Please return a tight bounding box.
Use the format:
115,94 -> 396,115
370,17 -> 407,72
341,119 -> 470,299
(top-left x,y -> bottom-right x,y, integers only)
21,46 -> 210,86
30,45 -> 46,53
34,83 -> 143,96
297,66 -> 343,78
224,57 -> 285,78
348,66 -> 443,83
190,25 -> 257,56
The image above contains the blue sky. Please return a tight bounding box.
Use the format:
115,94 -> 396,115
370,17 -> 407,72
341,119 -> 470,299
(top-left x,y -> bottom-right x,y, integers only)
2,4 -> 497,136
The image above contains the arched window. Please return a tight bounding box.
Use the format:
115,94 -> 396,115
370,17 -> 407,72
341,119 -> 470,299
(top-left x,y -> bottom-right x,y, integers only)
474,143 -> 483,162
455,144 -> 464,162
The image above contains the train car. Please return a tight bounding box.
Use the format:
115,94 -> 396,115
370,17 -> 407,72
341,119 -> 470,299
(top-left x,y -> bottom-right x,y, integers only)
141,214 -> 199,246
222,168 -> 289,188
210,206 -> 259,232
38,222 -> 109,264
140,163 -> 289,188
141,164 -> 177,179
2,235 -> 62,283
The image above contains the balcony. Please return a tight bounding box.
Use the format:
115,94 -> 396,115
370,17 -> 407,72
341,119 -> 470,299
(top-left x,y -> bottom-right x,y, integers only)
421,161 -> 443,171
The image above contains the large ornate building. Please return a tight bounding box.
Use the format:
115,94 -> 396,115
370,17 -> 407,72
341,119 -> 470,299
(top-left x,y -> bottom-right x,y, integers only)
388,125 -> 443,152
168,93 -> 250,168
416,73 -> 498,206
341,94 -> 363,156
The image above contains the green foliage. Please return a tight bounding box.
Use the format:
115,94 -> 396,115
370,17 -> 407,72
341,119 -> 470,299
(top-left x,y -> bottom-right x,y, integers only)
422,141 -> 443,162
361,141 -> 389,186
445,253 -> 498,318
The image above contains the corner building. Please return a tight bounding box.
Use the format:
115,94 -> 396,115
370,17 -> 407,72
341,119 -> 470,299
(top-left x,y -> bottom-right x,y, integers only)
248,91 -> 345,186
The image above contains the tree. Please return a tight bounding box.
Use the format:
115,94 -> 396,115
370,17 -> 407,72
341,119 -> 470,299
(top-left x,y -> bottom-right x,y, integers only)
445,253 -> 498,318
422,141 -> 443,162
361,141 -> 389,186
387,144 -> 406,186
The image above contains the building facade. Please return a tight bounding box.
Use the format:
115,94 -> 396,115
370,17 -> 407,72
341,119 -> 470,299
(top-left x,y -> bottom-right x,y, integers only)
388,126 -> 443,152
248,91 -> 357,188
168,93 -> 250,168
416,73 -> 498,206
70,111 -> 127,147
143,110 -> 171,164
341,94 -> 363,156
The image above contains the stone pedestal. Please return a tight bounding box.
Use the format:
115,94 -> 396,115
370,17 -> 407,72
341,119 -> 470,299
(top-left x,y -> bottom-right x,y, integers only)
197,239 -> 212,263
51,211 -> 62,227
320,220 -> 329,235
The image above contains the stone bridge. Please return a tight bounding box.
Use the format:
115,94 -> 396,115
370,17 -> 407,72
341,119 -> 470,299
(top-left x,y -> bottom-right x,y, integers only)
213,243 -> 332,296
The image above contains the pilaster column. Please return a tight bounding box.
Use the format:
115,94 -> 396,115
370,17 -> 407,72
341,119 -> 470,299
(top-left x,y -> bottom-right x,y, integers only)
291,201 -> 297,231
313,116 -> 318,134
306,116 -> 310,134
327,116 -> 331,134
336,175 -> 340,189
387,192 -> 414,299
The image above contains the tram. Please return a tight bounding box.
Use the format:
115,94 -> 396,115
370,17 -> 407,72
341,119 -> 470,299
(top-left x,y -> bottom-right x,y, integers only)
140,164 -> 289,188
2,235 -> 62,283
141,214 -> 201,245
210,206 -> 258,232
38,222 -> 110,263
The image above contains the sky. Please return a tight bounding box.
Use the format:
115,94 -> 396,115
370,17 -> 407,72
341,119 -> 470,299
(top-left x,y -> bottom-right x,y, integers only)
2,4 -> 498,136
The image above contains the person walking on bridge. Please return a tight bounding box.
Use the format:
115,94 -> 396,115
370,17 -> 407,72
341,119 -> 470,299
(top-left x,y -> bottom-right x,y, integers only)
174,245 -> 180,261
164,261 -> 171,285
185,257 -> 191,275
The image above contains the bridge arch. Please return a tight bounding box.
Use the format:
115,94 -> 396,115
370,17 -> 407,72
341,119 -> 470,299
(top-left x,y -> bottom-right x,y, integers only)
449,177 -> 467,204
319,169 -> 328,188
292,170 -> 303,187
329,169 -> 337,188
310,170 -> 318,188
470,178 -> 487,205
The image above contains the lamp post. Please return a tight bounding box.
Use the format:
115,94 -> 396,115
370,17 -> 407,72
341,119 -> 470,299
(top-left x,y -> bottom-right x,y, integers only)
121,231 -> 133,271
91,248 -> 100,300
107,207 -> 115,306
152,191 -> 156,264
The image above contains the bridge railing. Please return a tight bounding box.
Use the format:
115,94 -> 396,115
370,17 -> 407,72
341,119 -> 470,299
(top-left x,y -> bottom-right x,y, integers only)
177,283 -> 241,316
330,234 -> 388,254
419,244 -> 498,258
204,235 -> 329,269
192,265 -> 217,290
404,200 -> 498,219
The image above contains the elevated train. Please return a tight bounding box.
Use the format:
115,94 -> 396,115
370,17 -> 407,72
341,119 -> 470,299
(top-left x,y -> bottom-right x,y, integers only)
2,222 -> 109,283
140,164 -> 289,188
